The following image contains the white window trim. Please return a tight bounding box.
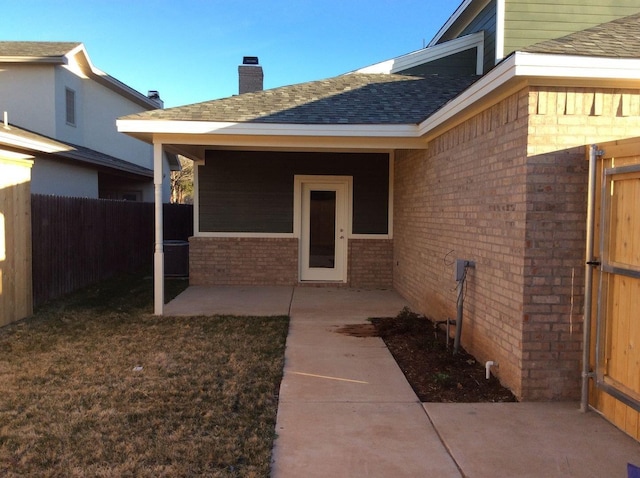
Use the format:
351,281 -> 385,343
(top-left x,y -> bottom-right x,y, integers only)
294,175 -> 353,239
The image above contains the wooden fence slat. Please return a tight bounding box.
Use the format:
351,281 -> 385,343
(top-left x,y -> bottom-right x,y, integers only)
31,195 -> 193,307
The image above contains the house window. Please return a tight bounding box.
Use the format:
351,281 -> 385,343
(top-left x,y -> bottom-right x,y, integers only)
65,88 -> 76,126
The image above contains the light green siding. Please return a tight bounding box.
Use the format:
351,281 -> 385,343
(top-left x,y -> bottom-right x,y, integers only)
504,0 -> 640,56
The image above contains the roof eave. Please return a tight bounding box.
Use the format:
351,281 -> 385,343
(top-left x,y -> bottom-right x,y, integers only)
0,56 -> 67,64
418,52 -> 640,139
117,121 -> 428,152
0,127 -> 72,154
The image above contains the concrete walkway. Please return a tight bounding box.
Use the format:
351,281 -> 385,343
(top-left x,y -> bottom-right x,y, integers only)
164,286 -> 640,477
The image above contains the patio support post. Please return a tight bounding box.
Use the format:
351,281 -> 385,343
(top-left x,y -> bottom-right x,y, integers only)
153,141 -> 164,315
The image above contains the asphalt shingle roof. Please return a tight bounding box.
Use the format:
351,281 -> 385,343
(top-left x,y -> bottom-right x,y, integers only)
523,12 -> 640,58
122,73 -> 479,125
0,41 -> 81,58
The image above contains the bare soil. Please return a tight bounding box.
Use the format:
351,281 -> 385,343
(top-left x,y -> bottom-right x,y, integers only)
354,308 -> 516,403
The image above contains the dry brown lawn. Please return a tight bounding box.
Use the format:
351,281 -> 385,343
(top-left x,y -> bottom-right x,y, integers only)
0,274 -> 289,477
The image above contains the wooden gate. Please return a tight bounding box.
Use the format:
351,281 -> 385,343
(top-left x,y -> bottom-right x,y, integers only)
589,138 -> 640,440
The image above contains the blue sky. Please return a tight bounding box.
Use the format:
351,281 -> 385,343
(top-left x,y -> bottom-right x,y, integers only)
2,0 -> 461,108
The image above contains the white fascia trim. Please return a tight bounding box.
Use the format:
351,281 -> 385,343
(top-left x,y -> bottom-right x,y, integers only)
0,56 -> 66,64
0,149 -> 34,162
417,52 -> 516,135
0,129 -> 71,154
356,32 -> 484,75
117,119 -> 420,138
428,0 -> 474,47
418,52 -> 640,136
513,53 -> 640,80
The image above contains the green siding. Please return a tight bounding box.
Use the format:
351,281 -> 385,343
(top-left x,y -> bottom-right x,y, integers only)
435,0 -> 497,74
460,0 -> 497,73
504,0 -> 640,55
399,48 -> 478,76
199,151 -> 389,234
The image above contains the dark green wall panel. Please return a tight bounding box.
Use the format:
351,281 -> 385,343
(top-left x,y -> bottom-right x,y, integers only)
199,151 -> 389,234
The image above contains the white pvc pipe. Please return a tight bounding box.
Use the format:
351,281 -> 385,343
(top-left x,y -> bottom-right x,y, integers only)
153,141 -> 164,315
485,361 -> 495,380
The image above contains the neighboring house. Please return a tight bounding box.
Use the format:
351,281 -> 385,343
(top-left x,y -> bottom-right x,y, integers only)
118,3 -> 640,439
0,41 -> 178,201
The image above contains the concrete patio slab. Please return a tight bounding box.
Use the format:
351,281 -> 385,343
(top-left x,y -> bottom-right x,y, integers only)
163,286 -> 640,476
163,285 -> 293,316
272,402 -> 460,477
289,287 -> 410,321
271,287 -> 460,477
423,402 -> 640,478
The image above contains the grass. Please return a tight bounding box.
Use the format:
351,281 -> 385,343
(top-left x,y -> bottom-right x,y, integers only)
0,273 -> 289,477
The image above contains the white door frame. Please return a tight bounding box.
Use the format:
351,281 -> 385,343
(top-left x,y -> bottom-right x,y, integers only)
295,175 -> 351,282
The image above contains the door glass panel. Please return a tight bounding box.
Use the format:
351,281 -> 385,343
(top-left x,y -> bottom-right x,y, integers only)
309,190 -> 336,268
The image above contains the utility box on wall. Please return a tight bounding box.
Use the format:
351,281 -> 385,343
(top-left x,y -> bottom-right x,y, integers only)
0,155 -> 34,326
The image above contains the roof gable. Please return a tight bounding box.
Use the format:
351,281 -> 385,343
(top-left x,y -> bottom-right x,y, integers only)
0,41 -> 160,109
523,12 -> 640,58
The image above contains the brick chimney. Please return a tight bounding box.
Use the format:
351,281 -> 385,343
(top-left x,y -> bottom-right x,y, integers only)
238,56 -> 263,94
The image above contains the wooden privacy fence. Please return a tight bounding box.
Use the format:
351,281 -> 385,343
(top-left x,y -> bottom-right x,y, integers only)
31,195 -> 193,307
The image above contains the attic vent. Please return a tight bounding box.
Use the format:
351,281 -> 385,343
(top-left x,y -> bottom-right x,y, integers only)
243,56 -> 259,65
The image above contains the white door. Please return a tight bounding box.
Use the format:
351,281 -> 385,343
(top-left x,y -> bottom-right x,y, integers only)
300,181 -> 348,281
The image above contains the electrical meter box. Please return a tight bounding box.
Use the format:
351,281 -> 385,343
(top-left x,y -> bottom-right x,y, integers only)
455,259 -> 475,281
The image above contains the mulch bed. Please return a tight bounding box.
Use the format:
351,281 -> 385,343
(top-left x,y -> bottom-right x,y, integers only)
343,308 -> 516,403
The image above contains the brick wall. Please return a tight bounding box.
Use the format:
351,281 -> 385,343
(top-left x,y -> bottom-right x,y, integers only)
348,239 -> 393,288
394,88 -> 530,399
522,87 -> 640,399
189,237 -> 298,285
189,236 -> 393,288
394,85 -> 640,401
